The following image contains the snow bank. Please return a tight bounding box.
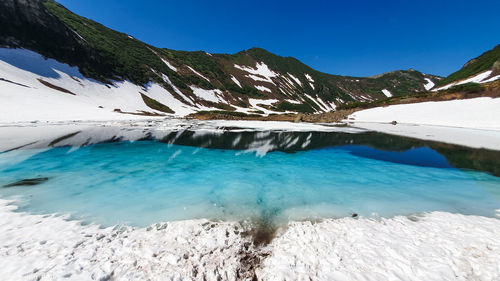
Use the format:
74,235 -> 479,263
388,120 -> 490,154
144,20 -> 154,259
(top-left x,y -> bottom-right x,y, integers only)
258,212 -> 500,281
1,198 -> 499,281
189,86 -> 225,104
0,199 -> 248,281
348,97 -> 500,150
0,48 -> 201,121
350,97 -> 500,131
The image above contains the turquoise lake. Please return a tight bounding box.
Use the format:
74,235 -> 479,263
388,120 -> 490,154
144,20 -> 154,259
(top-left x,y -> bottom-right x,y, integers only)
0,129 -> 499,227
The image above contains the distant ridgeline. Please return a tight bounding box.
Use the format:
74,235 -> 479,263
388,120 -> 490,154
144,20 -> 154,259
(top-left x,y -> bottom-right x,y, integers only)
0,0 -> 497,116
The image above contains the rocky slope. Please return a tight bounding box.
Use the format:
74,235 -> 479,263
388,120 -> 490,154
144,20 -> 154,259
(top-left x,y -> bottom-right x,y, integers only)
0,0 -> 443,119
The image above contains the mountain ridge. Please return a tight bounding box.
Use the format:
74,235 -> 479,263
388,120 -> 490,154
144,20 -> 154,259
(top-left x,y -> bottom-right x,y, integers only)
0,0 -> 459,118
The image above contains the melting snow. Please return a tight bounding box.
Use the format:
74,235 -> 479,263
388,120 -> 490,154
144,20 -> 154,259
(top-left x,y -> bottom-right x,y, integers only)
304,93 -> 328,112
0,48 -> 201,120
349,97 -> 500,131
1,197 -> 499,281
230,75 -> 241,87
305,74 -> 314,83
381,89 -> 392,97
161,58 -> 178,72
187,66 -> 210,82
288,73 -> 302,86
234,62 -> 277,84
160,74 -> 194,105
189,86 -> 224,103
434,70 -> 496,91
424,78 -> 435,90
255,85 -> 272,93
481,75 -> 500,83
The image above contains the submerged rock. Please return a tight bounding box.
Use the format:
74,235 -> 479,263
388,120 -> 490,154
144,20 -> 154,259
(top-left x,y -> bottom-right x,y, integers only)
3,177 -> 49,187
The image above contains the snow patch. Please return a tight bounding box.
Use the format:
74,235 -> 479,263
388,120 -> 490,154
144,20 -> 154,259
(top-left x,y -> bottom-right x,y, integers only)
189,86 -> 224,104
434,70 -> 496,91
424,78 -> 435,90
381,89 -> 392,97
161,58 -> 177,72
255,85 -> 272,93
258,212 -> 500,281
288,73 -> 302,86
234,62 -> 277,84
349,97 -> 500,131
305,73 -> 314,83
285,99 -> 302,104
187,66 -> 210,82
230,75 -> 241,88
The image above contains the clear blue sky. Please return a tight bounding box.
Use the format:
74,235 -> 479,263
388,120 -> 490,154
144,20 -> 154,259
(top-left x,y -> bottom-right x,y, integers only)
58,0 -> 500,77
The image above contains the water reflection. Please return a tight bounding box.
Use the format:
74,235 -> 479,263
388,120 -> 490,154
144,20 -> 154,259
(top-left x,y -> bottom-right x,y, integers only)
1,124 -> 500,176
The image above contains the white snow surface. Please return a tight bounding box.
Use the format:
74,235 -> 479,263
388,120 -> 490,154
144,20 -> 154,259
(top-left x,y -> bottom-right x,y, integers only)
481,75 -> 500,84
381,89 -> 392,97
230,75 -> 241,87
161,58 -> 178,72
304,93 -> 332,112
0,199 -> 248,281
285,99 -> 301,104
1,198 -> 499,281
234,62 -> 277,84
258,212 -> 500,281
288,73 -> 302,86
0,48 -> 204,121
349,97 -> 500,131
247,99 -> 280,115
305,73 -> 314,82
424,78 -> 435,90
187,65 -> 210,82
348,97 -> 500,150
255,85 -> 272,93
160,73 -> 194,105
434,70 -> 498,91
189,86 -> 225,103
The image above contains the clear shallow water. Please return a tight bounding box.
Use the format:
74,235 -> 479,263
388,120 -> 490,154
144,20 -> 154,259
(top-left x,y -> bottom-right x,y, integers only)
1,137 -> 499,227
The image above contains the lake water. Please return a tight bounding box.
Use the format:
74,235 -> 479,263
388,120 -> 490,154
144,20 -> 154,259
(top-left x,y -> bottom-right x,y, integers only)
1,125 -> 499,227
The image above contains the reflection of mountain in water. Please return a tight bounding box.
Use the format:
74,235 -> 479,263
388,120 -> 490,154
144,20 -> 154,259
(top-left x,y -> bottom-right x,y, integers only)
3,126 -> 500,177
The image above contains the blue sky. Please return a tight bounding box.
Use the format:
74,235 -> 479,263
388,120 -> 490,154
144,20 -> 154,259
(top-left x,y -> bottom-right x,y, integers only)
58,0 -> 500,77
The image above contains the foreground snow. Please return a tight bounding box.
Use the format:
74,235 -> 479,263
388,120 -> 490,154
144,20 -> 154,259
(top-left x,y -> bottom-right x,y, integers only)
259,213 -> 500,281
1,199 -> 499,281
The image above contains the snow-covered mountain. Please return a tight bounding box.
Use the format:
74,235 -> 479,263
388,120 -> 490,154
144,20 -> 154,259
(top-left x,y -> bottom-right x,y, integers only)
0,0 -> 443,121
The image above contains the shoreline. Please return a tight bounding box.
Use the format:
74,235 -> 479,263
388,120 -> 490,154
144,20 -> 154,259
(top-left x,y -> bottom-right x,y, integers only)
1,199 -> 499,280
2,116 -> 500,152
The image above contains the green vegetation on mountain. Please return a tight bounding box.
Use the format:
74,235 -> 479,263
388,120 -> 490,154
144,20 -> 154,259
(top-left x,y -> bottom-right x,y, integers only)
44,0 -> 171,84
140,94 -> 174,113
438,44 -> 500,86
0,0 -> 447,114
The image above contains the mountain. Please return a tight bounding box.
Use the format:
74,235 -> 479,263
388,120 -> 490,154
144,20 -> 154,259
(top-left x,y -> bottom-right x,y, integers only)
0,0 -> 442,120
434,44 -> 500,91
